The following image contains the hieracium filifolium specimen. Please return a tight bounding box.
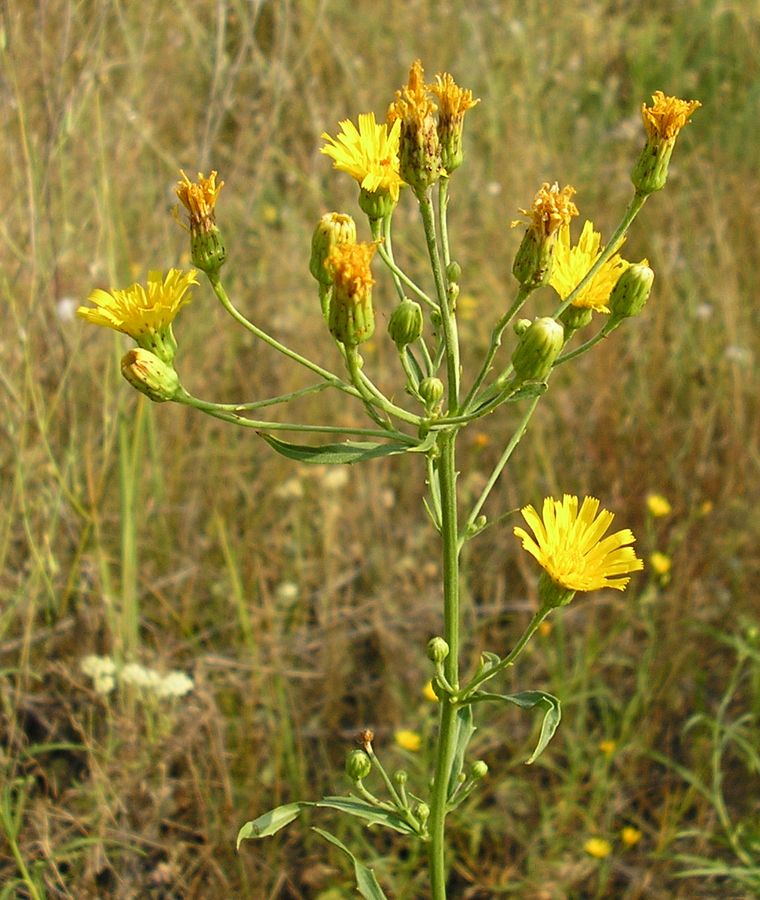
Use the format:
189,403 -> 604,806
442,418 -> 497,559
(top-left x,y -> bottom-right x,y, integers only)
78,66 -> 699,897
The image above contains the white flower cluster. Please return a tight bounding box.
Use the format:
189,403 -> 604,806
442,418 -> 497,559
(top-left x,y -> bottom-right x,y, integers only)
80,655 -> 194,699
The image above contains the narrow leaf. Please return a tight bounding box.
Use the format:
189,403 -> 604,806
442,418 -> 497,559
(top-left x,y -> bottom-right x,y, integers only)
257,433 -> 415,465
312,827 -> 389,900
237,801 -> 312,846
470,690 -> 561,764
447,705 -> 476,798
315,796 -> 415,834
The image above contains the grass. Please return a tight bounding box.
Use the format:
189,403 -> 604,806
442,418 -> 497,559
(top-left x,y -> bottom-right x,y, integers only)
1,0 -> 759,896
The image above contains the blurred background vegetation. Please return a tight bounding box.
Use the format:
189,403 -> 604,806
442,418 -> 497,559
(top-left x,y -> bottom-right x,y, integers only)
1,0 -> 759,897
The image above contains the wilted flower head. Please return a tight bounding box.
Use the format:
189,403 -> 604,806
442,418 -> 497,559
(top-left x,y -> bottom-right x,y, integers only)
176,170 -> 224,233
429,71 -> 479,173
387,60 -> 442,195
641,92 -> 701,144
514,494 -> 643,600
518,182 -> 579,240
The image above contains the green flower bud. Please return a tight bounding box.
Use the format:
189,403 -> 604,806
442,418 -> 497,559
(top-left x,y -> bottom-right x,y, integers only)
345,749 -> 372,782
446,261 -> 462,284
413,801 -> 430,824
470,760 -> 489,780
419,377 -> 445,411
359,188 -> 397,221
394,769 -> 408,786
511,317 -> 565,382
427,636 -> 449,663
607,263 -> 654,326
388,299 -> 424,347
310,213 -> 357,286
559,305 -> 594,334
514,318 -> 532,337
121,349 -> 180,402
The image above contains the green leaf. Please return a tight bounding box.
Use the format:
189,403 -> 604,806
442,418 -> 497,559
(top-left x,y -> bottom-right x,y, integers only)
507,382 -> 548,402
447,705 -> 476,799
315,796 -> 415,834
257,433 -> 415,465
472,690 -> 561,764
312,827 -> 389,900
237,801 -> 312,847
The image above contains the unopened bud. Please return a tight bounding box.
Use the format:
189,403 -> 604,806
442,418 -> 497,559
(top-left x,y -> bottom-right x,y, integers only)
514,318 -> 532,336
470,760 -> 489,780
345,749 -> 372,782
511,317 -> 565,382
413,801 -> 430,824
394,769 -> 408,786
419,377 -> 445,413
121,349 -> 180,402
607,263 -> 654,327
446,261 -> 462,283
427,636 -> 450,663
310,213 -> 357,286
559,305 -> 593,334
388,299 -> 424,347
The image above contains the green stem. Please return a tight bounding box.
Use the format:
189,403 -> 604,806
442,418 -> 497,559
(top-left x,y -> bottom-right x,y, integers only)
418,192 -> 460,410
209,276 -> 358,396
438,180 -> 451,268
346,348 -> 422,427
429,431 -> 461,899
554,330 -> 606,366
194,381 -> 332,411
375,241 -> 436,310
462,285 -> 533,410
460,396 -> 541,547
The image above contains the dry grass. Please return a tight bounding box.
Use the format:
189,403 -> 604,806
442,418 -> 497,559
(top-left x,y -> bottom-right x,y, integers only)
2,0 -> 759,897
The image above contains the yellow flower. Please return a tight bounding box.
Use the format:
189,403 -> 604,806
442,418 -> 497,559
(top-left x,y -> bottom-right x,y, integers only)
641,92 -> 701,144
646,493 -> 672,517
538,620 -> 553,637
550,221 -> 637,313
423,680 -> 438,702
176,170 -> 224,233
78,269 -> 198,364
584,837 -> 612,859
650,552 -> 672,575
321,113 -> 404,203
514,495 -> 644,595
515,182 -> 578,239
598,739 -> 616,756
621,826 -> 642,847
394,729 -> 422,752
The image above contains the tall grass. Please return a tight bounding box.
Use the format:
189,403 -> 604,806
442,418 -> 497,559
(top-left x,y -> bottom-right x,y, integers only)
1,0 -> 759,896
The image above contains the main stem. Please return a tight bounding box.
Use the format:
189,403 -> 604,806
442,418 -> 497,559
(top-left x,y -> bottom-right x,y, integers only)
429,430 -> 460,899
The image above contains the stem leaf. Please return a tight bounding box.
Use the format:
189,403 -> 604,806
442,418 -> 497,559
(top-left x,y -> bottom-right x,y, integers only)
257,433 -> 414,464
237,801 -> 312,846
447,705 -> 476,799
312,827 -> 390,899
315,796 -> 416,834
471,689 -> 561,764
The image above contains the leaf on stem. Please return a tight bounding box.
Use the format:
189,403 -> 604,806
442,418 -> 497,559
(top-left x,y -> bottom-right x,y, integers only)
315,796 -> 416,834
237,801 -> 313,846
468,690 -> 561,764
447,705 -> 476,799
257,433 -> 415,464
312,827 -> 390,900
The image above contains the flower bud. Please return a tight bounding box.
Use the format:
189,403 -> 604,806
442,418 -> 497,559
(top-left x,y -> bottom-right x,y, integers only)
388,298 -> 424,347
345,748 -> 372,782
559,305 -> 593,334
394,769 -> 408,786
310,213 -> 357,286
427,636 -> 450,663
470,760 -> 489,780
419,377 -> 445,411
121,348 -> 180,402
514,318 -> 532,337
413,801 -> 430,824
446,261 -> 462,284
511,317 -> 565,383
607,263 -> 654,327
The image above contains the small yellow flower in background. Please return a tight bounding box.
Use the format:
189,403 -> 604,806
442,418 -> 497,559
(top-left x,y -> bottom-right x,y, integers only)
584,837 -> 612,859
423,680 -> 438,702
395,729 -> 422,752
550,221 -> 639,313
598,739 -> 616,756
621,826 -> 642,847
641,91 -> 701,144
650,551 -> 672,576
538,620 -> 553,637
176,170 -> 224,232
514,495 -> 644,599
78,269 -> 198,365
646,493 -> 672,517
321,113 -> 404,215
700,500 -> 713,516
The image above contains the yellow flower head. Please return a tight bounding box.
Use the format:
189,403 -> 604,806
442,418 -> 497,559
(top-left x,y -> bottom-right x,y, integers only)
325,241 -> 377,300
394,729 -> 422,752
650,551 -> 672,575
387,59 -> 436,128
550,221 -> 638,313
646,493 -> 672,517
641,91 -> 701,144
321,113 -> 404,203
584,837 -> 612,859
430,72 -> 479,123
79,268 -> 197,339
517,182 -> 579,239
176,170 -> 224,232
598,739 -> 616,756
621,826 -> 642,847
514,495 -> 644,594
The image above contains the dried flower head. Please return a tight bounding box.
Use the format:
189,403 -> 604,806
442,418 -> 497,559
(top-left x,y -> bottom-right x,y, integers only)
641,91 -> 701,143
